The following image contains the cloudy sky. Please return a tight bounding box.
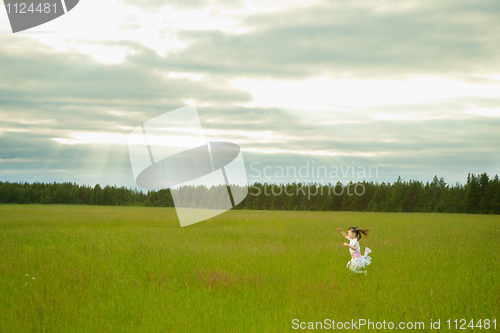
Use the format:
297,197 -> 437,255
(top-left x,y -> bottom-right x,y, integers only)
0,0 -> 499,191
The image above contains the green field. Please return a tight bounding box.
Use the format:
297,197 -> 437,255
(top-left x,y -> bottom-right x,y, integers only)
1,204 -> 498,332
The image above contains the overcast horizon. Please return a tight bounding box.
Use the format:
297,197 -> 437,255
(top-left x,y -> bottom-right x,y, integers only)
1,0 -> 499,191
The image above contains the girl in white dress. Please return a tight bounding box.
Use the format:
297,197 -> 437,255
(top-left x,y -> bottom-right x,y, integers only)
337,226 -> 372,275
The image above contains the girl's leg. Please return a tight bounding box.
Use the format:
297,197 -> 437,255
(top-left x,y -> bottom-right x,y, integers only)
352,263 -> 367,275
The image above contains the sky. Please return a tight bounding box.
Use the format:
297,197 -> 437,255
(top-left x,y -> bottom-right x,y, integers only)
0,0 -> 499,191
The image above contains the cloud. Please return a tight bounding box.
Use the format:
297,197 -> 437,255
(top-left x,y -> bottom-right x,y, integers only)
1,0 -> 499,188
132,0 -> 497,81
0,36 -> 254,130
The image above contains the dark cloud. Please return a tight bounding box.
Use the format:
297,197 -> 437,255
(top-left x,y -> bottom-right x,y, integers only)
0,36 -> 254,137
124,0 -> 500,81
0,131 -> 136,188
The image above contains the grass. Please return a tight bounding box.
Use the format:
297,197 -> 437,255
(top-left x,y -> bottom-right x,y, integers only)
0,204 -> 499,332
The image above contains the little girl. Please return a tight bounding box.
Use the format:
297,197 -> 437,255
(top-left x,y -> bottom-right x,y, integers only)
337,227 -> 372,275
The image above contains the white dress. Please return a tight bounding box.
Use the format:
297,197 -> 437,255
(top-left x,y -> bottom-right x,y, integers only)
346,237 -> 372,271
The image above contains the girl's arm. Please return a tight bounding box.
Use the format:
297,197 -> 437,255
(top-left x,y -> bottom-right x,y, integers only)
336,227 -> 349,240
343,243 -> 358,251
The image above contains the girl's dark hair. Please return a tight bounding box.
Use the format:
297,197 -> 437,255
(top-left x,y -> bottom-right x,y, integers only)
348,227 -> 370,240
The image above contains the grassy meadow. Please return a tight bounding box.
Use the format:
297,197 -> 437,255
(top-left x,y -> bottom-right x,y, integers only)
0,204 -> 499,332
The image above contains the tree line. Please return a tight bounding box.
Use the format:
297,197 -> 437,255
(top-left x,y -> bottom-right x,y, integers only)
0,172 -> 499,214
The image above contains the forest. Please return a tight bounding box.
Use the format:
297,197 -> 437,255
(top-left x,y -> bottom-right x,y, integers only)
0,172 -> 499,214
